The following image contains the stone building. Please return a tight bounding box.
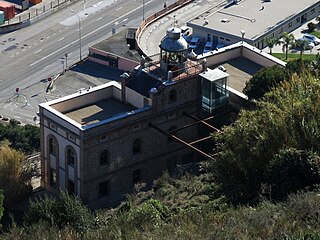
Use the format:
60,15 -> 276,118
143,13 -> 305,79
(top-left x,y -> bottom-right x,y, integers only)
39,27 -> 285,206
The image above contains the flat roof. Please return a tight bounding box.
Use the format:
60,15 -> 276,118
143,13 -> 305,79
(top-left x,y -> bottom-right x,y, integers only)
189,0 -> 318,40
212,57 -> 263,92
91,29 -> 142,62
63,97 -> 137,126
199,68 -> 229,81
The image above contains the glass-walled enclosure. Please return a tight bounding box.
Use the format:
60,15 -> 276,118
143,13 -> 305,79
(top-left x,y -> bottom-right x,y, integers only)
160,49 -> 188,65
200,68 -> 229,116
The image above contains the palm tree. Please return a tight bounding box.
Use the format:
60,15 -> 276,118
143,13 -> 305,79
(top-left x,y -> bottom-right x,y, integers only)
293,39 -> 310,58
265,37 -> 280,55
281,32 -> 295,60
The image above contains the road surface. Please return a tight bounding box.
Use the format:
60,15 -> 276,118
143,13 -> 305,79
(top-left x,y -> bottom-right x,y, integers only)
0,0 -> 175,124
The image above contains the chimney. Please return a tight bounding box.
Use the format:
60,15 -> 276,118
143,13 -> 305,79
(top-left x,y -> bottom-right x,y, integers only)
120,72 -> 130,102
149,87 -> 159,114
202,58 -> 207,72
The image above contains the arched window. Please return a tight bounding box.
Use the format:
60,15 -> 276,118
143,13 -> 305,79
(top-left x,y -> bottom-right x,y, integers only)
66,147 -> 76,166
100,150 -> 108,166
169,89 -> 177,103
49,137 -> 57,155
132,139 -> 141,155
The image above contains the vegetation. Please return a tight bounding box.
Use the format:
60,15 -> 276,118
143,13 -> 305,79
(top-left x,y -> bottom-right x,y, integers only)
272,52 -> 317,61
0,144 -> 34,208
0,120 -> 40,154
3,62 -> 320,239
280,32 -> 295,60
244,57 -> 320,100
243,65 -> 286,99
307,22 -> 316,32
0,190 -> 3,229
211,73 -> 320,204
265,37 -> 280,55
25,191 -> 97,232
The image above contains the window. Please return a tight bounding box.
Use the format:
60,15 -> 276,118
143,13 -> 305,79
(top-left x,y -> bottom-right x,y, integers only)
68,180 -> 75,195
50,168 -> 56,187
169,90 -> 177,103
49,138 -> 56,155
311,8 -> 315,14
49,122 -> 56,131
99,180 -> 109,198
132,139 -> 141,155
296,17 -> 300,23
279,27 -> 283,34
132,169 -> 141,185
100,135 -> 108,142
67,148 -> 76,166
68,133 -> 75,142
100,150 -> 108,166
288,22 -> 292,28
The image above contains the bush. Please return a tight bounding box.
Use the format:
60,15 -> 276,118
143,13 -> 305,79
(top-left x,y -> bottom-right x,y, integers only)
25,191 -> 96,232
243,65 -> 286,99
0,190 -> 3,229
307,22 -> 316,32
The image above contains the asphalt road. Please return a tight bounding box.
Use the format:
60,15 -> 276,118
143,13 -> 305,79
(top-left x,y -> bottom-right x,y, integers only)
0,0 -> 175,124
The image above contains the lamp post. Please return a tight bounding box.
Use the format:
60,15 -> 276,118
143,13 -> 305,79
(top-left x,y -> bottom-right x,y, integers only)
240,30 -> 245,43
142,0 -> 144,21
70,10 -> 82,61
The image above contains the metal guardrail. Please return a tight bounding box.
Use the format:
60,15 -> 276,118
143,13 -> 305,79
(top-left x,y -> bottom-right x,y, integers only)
0,0 -> 80,33
135,0 -> 194,58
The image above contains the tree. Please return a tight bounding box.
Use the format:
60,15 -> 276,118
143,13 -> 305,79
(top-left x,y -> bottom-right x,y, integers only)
243,65 -> 286,99
0,144 -> 33,208
266,148 -> 320,201
211,73 -> 320,204
280,32 -> 295,60
0,190 -> 3,229
292,39 -> 311,58
25,191 -> 97,232
307,22 -> 316,32
265,37 -> 280,55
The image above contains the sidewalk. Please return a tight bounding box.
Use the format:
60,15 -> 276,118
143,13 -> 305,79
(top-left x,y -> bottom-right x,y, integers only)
0,0 -> 81,33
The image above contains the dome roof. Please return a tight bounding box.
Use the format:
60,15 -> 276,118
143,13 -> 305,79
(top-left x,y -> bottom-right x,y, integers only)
159,27 -> 188,52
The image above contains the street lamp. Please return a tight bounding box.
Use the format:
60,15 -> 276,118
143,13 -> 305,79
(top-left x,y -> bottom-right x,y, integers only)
240,30 -> 245,43
70,10 -> 82,61
142,0 -> 144,21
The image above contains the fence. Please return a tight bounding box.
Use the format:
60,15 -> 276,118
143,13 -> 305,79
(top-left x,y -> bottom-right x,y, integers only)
0,0 -> 80,33
136,0 -> 194,57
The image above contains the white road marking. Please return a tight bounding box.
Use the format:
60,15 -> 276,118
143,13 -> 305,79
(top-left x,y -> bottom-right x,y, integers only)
46,36 -> 50,39
58,37 -> 64,42
35,49 -> 42,54
44,65 -> 50,69
96,17 -> 103,21
34,42 -> 37,45
10,55 -> 14,58
58,29 -> 63,32
122,18 -> 128,22
28,46 -> 31,48
116,6 -> 122,11
29,4 -> 151,67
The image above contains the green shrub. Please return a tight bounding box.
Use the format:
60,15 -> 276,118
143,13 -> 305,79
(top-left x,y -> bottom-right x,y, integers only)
25,191 -> 96,232
307,22 -> 316,32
